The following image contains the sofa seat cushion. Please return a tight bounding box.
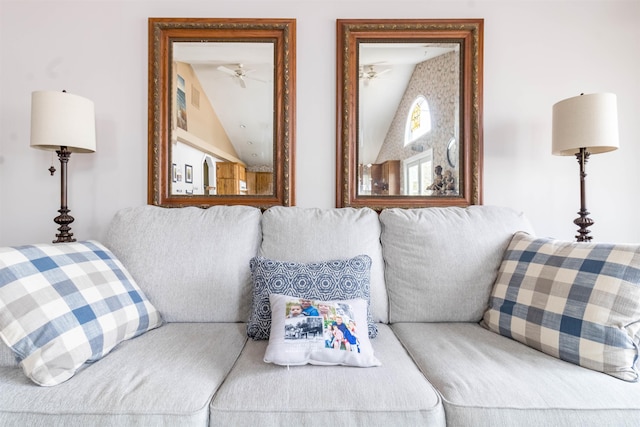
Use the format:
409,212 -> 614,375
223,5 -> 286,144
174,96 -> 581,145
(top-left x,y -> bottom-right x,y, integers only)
209,324 -> 445,426
380,206 -> 533,323
392,322 -> 640,427
0,323 -> 246,426
259,206 -> 388,324
104,205 -> 262,323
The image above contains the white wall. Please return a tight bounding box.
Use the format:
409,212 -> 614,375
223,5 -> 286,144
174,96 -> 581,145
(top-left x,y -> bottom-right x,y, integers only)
1,0 -> 639,246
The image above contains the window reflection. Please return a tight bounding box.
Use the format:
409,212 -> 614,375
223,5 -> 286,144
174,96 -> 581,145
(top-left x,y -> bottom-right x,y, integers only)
405,95 -> 431,145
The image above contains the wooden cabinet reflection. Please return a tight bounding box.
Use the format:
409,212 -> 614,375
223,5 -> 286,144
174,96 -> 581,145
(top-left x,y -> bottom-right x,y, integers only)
249,172 -> 273,195
216,162 -> 273,195
371,160 -> 400,196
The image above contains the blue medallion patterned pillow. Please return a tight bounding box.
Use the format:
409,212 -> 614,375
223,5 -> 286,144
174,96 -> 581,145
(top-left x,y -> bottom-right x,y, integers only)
482,232 -> 640,381
0,241 -> 163,386
247,255 -> 377,340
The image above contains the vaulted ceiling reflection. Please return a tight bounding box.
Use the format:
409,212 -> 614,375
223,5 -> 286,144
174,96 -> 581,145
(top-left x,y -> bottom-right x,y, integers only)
171,42 -> 274,196
173,42 -> 274,168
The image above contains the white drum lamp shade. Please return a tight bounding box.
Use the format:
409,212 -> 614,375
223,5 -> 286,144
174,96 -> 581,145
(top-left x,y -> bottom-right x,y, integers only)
30,90 -> 96,152
552,93 -> 619,156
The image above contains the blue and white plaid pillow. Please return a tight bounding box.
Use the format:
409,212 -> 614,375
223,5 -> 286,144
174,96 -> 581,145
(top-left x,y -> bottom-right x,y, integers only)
247,255 -> 376,340
482,232 -> 640,381
0,240 -> 162,386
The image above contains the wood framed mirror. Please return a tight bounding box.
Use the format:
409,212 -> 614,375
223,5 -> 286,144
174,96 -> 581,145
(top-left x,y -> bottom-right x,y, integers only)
148,18 -> 295,208
336,19 -> 483,209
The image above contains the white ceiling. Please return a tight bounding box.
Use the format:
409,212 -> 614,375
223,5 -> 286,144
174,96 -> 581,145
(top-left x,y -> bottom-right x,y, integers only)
175,41 -> 455,168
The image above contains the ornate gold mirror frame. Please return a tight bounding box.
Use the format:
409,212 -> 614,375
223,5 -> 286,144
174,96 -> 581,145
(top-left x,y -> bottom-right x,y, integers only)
148,18 -> 295,208
336,19 -> 483,209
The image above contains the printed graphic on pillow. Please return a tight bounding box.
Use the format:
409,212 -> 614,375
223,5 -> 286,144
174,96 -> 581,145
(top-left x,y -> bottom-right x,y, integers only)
282,298 -> 363,353
264,293 -> 381,367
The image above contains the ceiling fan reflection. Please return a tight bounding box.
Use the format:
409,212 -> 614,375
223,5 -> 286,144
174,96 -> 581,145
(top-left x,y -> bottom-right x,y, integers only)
216,64 -> 266,88
359,64 -> 391,86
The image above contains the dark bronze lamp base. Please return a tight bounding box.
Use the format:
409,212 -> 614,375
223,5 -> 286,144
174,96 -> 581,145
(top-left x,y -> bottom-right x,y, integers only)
574,209 -> 593,242
51,146 -> 76,244
53,208 -> 76,243
574,148 -> 594,242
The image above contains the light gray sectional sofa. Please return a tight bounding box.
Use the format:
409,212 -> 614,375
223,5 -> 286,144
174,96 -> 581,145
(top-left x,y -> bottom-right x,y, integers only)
1,204 -> 639,426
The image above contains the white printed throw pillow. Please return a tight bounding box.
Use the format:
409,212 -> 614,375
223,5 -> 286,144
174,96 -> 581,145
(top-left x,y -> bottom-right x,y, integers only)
264,293 -> 381,367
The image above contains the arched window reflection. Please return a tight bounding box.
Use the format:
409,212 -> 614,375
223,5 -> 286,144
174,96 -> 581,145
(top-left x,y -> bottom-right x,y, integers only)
404,95 -> 431,145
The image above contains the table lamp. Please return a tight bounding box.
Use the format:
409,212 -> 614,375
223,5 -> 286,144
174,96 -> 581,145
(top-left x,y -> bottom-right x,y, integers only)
552,93 -> 619,242
30,90 -> 96,243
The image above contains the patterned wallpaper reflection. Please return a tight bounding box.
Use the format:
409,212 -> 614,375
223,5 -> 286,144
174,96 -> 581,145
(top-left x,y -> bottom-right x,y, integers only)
375,51 -> 459,191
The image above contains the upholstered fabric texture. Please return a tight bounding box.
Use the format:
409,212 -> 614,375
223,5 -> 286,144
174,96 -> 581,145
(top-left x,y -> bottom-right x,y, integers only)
210,325 -> 445,426
0,241 -> 162,386
259,206 -> 388,324
0,340 -> 17,368
104,205 -> 262,323
380,206 -> 534,323
0,323 -> 247,425
482,232 -> 640,381
247,255 -> 376,340
393,322 -> 640,426
264,294 -> 381,367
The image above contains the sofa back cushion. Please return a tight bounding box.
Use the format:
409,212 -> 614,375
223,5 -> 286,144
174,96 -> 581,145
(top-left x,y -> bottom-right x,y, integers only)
259,207 -> 388,324
104,205 -> 262,322
380,206 -> 533,323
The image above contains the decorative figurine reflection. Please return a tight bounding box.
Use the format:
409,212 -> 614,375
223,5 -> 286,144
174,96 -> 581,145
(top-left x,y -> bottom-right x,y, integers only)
427,165 -> 456,195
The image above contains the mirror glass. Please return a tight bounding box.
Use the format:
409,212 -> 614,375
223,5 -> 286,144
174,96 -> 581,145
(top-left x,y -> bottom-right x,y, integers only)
358,42 -> 460,196
337,19 -> 483,209
171,42 -> 274,196
149,18 -> 295,208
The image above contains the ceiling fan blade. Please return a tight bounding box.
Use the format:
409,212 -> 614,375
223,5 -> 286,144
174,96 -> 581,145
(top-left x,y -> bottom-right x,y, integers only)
217,65 -> 238,77
244,75 -> 267,83
217,64 -> 262,87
